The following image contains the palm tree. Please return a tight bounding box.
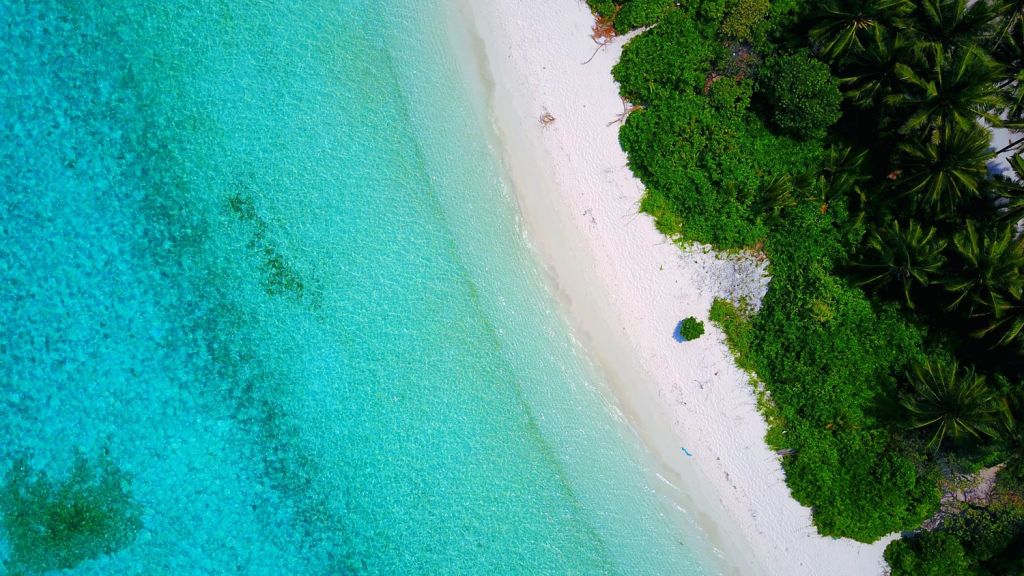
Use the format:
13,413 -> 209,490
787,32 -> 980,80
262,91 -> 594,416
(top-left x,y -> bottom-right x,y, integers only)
901,358 -> 1005,450
808,0 -> 914,62
839,29 -> 921,110
757,174 -> 800,218
992,153 -> 1024,224
945,220 -> 1024,316
806,145 -> 872,217
914,0 -> 999,52
973,292 -> 1024,345
894,123 -> 994,215
1000,392 -> 1024,477
888,44 -> 1005,134
852,220 -> 947,307
994,0 -> 1024,45
993,17 -> 1024,123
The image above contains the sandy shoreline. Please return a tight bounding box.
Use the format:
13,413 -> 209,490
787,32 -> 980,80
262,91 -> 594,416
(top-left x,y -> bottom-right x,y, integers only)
456,1 -> 896,574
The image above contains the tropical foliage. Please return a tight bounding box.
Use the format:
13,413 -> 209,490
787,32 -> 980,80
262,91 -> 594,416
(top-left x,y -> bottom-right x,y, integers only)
679,316 -> 706,340
852,220 -> 946,307
900,358 -> 1006,450
759,53 -> 843,138
587,0 -> 1024,568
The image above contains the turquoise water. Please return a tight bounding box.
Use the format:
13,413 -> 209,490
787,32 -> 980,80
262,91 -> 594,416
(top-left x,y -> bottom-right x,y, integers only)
0,1 -> 719,574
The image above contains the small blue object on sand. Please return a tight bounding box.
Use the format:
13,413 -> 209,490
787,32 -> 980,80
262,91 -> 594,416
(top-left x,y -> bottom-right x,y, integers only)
673,320 -> 687,343
681,447 -> 693,457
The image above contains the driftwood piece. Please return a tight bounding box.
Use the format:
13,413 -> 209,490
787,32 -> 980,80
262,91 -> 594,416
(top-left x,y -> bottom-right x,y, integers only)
608,97 -> 641,126
539,108 -> 556,127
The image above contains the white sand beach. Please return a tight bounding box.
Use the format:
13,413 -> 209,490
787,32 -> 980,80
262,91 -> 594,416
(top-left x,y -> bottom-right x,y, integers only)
455,1 -> 898,574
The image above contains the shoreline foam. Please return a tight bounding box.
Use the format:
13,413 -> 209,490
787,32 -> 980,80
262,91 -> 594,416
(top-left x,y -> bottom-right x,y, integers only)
457,1 -> 896,574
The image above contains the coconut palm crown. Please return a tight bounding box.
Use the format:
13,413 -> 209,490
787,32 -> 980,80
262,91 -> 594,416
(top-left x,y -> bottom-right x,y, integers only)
809,0 -> 914,61
945,219 -> 1024,316
853,220 -> 947,307
900,358 -> 1005,450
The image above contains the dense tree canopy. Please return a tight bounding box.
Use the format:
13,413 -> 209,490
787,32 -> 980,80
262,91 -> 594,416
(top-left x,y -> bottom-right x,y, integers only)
587,0 -> 1024,569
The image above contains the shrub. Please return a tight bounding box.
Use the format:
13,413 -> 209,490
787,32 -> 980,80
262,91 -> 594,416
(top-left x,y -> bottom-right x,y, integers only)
884,532 -> 975,576
709,298 -> 756,371
614,0 -> 679,33
708,77 -> 754,117
680,317 -> 706,340
586,0 -> 620,19
758,53 -> 842,139
697,0 -> 728,24
613,12 -> 717,102
720,0 -> 770,40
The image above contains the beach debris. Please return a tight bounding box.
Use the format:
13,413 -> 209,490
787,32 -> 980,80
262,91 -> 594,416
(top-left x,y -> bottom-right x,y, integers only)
583,14 -> 616,66
591,14 -> 616,44
539,108 -> 556,128
583,39 -> 612,65
608,97 -> 641,127
681,447 -> 693,457
702,73 -> 724,95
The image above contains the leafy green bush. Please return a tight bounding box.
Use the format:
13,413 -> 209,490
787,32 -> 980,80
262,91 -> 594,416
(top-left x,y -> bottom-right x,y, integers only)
720,0 -> 771,40
620,93 -> 765,246
950,506 -> 1024,570
697,0 -> 728,24
884,505 -> 1024,576
708,77 -> 754,116
680,317 -> 706,340
614,0 -> 679,33
885,532 -> 974,576
784,428 -> 939,539
585,0 -> 620,19
614,12 -> 717,103
758,53 -> 842,139
613,13 -> 824,247
709,299 -> 756,372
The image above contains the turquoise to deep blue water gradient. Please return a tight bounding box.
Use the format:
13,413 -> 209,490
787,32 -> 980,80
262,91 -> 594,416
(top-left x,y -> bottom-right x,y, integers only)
1,1 -> 720,574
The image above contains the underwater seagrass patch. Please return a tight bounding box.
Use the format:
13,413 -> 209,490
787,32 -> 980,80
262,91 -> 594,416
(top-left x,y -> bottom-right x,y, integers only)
228,190 -> 316,304
1,450 -> 142,573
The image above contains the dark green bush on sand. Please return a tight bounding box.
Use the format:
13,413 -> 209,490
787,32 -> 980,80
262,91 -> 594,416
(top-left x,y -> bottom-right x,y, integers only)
680,317 -> 705,340
1,451 -> 142,573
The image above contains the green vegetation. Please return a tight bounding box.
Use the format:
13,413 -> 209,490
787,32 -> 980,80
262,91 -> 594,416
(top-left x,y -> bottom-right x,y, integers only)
885,530 -> 975,576
900,358 -> 1006,451
679,316 -> 706,340
228,191 -> 314,304
721,0 -> 771,40
1,451 -> 142,573
587,0 -> 1024,564
885,504 -> 1024,575
759,53 -> 842,138
614,0 -> 678,33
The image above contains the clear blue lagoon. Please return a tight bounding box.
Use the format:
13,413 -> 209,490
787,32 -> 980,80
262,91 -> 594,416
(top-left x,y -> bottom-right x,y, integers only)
1,1 -> 721,573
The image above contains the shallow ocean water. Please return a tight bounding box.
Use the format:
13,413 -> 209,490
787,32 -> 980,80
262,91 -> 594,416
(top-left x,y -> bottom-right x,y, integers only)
1,1 -> 719,574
